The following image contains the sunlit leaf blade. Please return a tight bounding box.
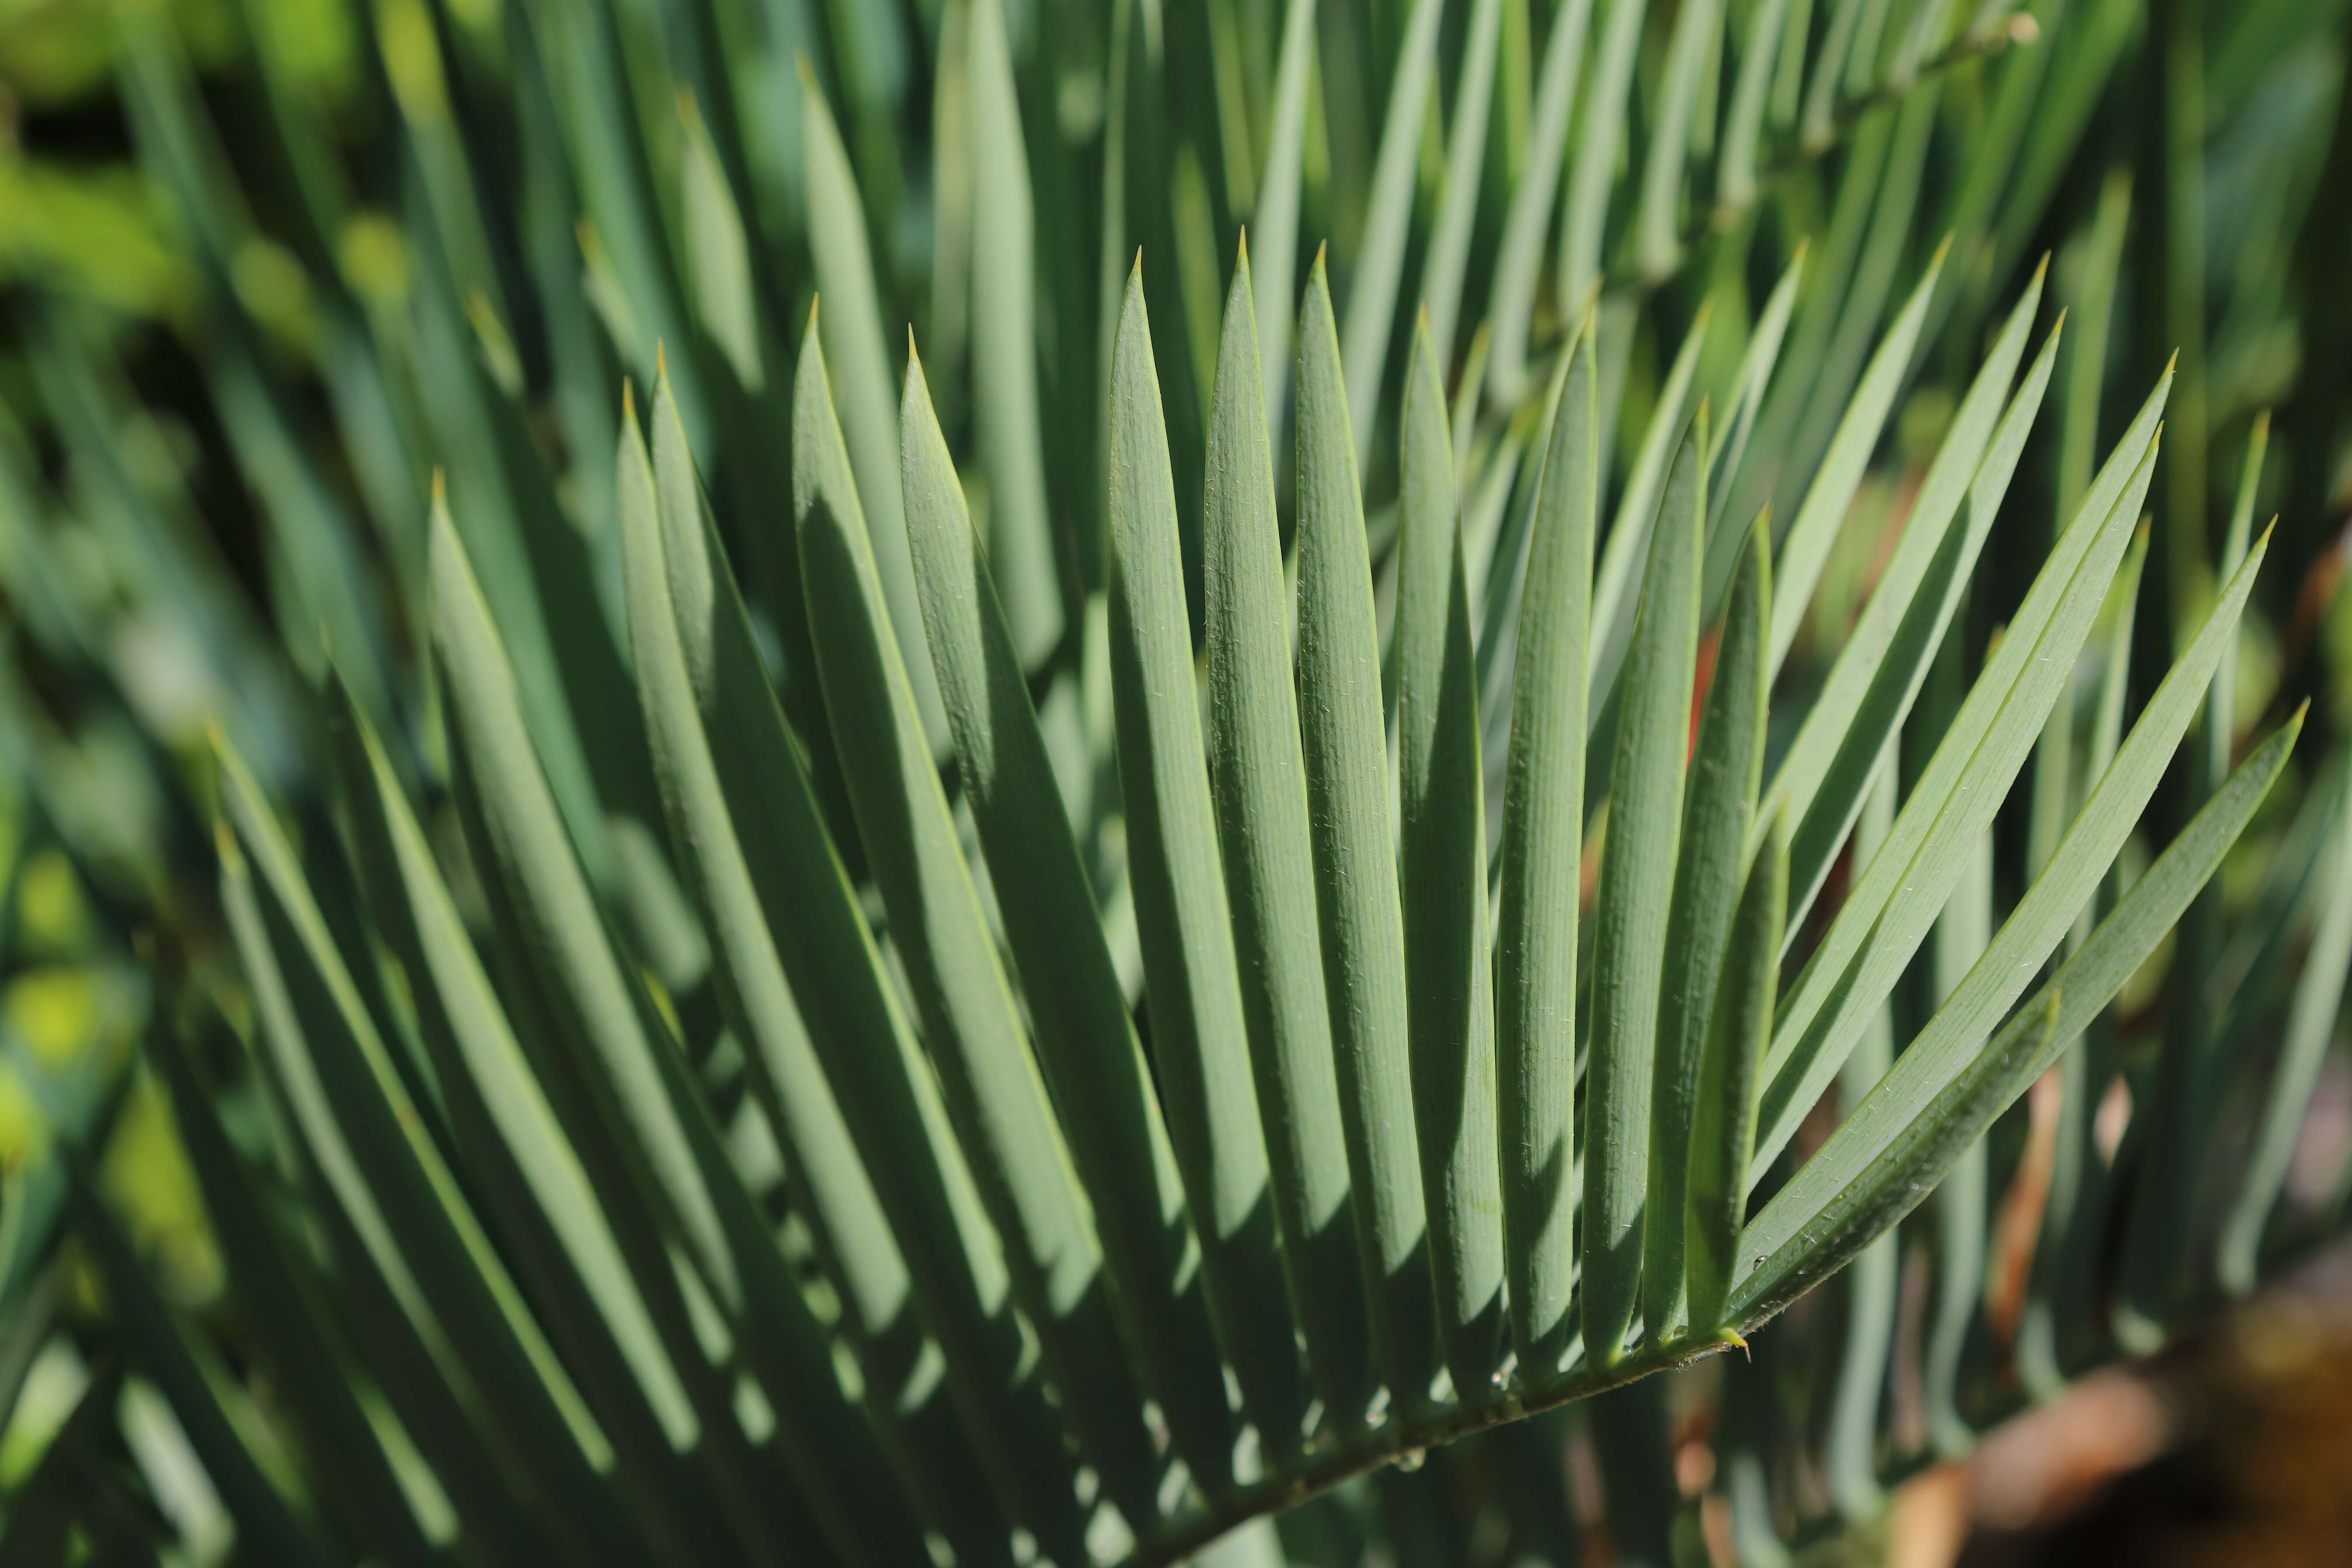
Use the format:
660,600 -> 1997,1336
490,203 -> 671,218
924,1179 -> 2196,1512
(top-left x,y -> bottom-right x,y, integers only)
1341,0 -> 1445,461
1495,323 -> 1596,1378
1590,310 -> 1710,691
1701,248 -> 1805,590
789,337 -> 1159,1523
1642,513 -> 1769,1341
800,71 -> 949,752
1756,388 -> 2169,1176
1764,280 -> 2057,917
327,670 -> 917,1568
677,91 -> 761,393
321,682 -> 706,1505
213,737 -> 639,1565
1584,412 -> 1706,1366
967,0 -> 1064,664
1202,249 -> 1371,1419
1766,242 -> 1948,679
1396,312 -> 1505,1400
633,354 -> 1071,1566
1734,713 -> 2306,1327
1108,264 -> 1310,1454
897,345 -> 1241,1484
1294,257 -> 1439,1412
1682,818 -> 1788,1339
1485,0 -> 1593,406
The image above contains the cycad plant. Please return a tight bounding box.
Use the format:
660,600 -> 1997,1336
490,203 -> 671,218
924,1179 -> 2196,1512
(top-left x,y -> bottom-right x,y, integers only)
2,0 -> 2350,1565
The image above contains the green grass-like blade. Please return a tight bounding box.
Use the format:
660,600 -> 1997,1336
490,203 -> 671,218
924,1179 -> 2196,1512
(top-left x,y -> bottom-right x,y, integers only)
899,344 -> 1242,1485
1496,322 -> 1597,1377
1763,276 -> 2055,916
1204,249 -> 1372,1420
1420,0 -> 1506,365
1683,818 -> 1790,1338
1584,412 -> 1707,1366
1108,265 -> 1309,1454
1396,312 -> 1507,1400
677,91 -> 761,393
801,70 -> 949,752
1295,257 -> 1440,1412
632,360 -> 1071,1564
1635,0 -> 1726,281
1560,0 -> 1651,303
1702,248 -> 1806,589
967,0 -> 1064,665
1734,713 -> 2306,1326
2218,760 -> 2352,1293
1756,378 -> 2169,1173
1716,0 -> 1797,213
1341,0 -> 1446,461
1765,242 -> 1948,677
1484,0 -> 1593,406
1642,513 -> 1770,1341
1924,820 -> 1994,1460
1253,0 -> 1319,420
1589,306 -> 1710,693
214,741 -> 640,1565
327,672 -> 911,1567
150,1027 -> 448,1568
790,337 -> 1159,1521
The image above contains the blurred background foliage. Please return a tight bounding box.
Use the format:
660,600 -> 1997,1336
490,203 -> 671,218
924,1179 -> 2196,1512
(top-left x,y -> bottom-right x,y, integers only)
0,0 -> 2349,1563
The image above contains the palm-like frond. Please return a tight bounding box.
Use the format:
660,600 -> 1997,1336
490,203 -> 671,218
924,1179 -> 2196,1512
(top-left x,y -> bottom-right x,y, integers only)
0,0 -> 2348,1565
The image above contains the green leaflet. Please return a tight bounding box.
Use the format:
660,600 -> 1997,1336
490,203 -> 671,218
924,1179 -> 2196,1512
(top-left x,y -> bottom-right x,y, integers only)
1589,307 -> 1710,695
1484,0 -> 1594,406
898,342 -> 1240,1483
1765,241 -> 1949,679
633,359 -> 1071,1564
1203,250 -> 1370,1419
1252,0 -> 1318,419
1420,0 -> 1507,366
149,1028 -> 448,1568
1755,376 -> 2170,1175
1734,714 -> 2306,1326
966,0 -> 1064,665
1764,277 -> 2056,922
328,674 -> 907,1568
1634,0 -> 1726,281
1702,248 -> 1807,590
677,91 -> 761,392
1396,313 -> 1506,1400
213,739 -> 640,1566
2218,757 -> 2352,1293
1107,264 -> 1310,1453
800,75 -> 949,752
789,337 -> 1159,1524
1495,322 -> 1597,1378
1295,256 -> 1439,1412
1341,0 -> 1445,461
1682,818 -> 1789,1338
1559,0 -> 1650,304
1717,0 -> 1797,213
1584,413 -> 1707,1367
1642,513 -> 1770,1342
